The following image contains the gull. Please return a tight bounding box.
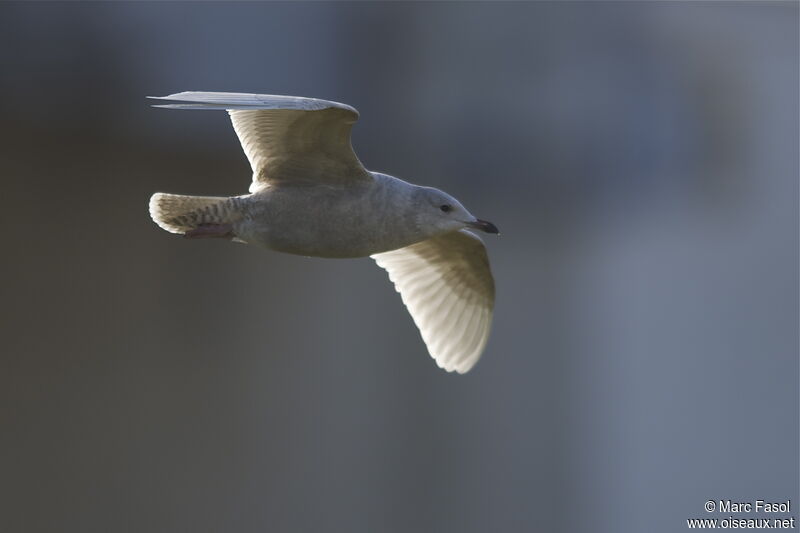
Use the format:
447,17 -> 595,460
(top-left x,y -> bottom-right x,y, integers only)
148,92 -> 498,373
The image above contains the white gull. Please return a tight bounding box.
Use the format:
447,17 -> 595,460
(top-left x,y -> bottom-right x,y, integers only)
148,91 -> 498,373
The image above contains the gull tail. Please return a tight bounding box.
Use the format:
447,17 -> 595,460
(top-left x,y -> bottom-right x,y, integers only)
149,193 -> 239,234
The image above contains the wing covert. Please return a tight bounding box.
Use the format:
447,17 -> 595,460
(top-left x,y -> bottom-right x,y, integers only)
149,91 -> 371,190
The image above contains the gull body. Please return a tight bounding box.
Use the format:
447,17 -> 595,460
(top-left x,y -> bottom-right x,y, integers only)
148,92 -> 498,373
231,174 -> 470,258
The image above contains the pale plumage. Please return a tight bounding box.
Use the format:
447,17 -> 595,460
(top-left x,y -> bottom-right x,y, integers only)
372,230 -> 494,373
150,92 -> 368,189
148,91 -> 497,373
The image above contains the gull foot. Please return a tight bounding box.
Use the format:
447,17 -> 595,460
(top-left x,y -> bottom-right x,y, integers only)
183,224 -> 234,239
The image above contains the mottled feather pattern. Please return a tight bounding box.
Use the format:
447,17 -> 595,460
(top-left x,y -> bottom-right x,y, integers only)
228,107 -> 367,190
149,193 -> 241,234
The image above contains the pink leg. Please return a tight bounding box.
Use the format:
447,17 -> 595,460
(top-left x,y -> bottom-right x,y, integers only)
183,224 -> 234,239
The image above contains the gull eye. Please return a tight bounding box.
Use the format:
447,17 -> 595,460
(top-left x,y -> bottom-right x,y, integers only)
440,204 -> 452,213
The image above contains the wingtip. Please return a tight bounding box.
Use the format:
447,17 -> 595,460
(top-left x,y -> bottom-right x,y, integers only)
146,94 -> 180,100
146,91 -> 198,101
148,93 -> 191,100
144,91 -> 359,115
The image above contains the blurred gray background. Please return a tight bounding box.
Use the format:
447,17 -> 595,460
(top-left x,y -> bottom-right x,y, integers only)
0,2 -> 797,532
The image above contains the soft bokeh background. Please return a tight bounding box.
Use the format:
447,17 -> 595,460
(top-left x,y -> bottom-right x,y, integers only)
1,2 -> 797,532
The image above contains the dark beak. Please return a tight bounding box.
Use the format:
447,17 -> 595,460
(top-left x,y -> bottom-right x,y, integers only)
469,219 -> 500,235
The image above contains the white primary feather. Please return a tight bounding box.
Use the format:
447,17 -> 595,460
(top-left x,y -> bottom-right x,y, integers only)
149,92 -> 370,191
372,229 -> 495,374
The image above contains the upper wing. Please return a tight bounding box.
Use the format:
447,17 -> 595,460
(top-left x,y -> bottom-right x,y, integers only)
149,91 -> 371,191
372,230 -> 495,374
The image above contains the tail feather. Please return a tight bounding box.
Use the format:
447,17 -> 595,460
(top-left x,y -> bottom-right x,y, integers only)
149,193 -> 235,234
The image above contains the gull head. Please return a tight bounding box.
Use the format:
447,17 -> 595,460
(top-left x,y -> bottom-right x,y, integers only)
416,186 -> 499,236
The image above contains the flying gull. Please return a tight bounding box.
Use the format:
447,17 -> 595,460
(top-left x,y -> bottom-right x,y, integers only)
148,92 -> 498,373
